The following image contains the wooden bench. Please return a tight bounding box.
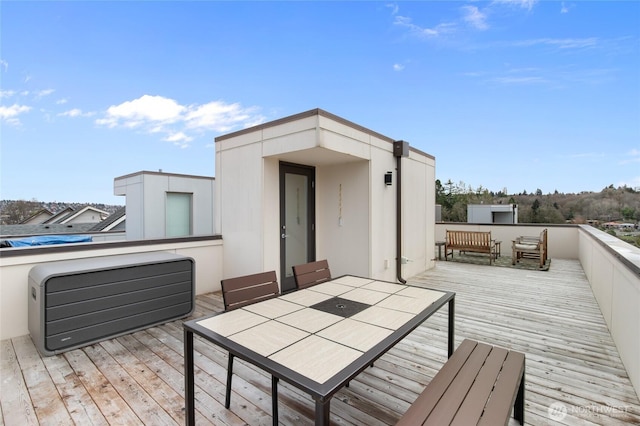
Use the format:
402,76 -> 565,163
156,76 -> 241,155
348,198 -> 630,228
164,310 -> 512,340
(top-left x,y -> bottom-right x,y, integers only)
512,228 -> 547,269
397,339 -> 525,426
445,230 -> 497,265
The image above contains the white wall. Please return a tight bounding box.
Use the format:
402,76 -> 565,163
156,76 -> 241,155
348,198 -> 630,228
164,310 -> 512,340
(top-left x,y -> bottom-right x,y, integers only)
0,238 -> 223,340
316,161 -> 370,278
467,204 -> 517,224
114,172 -> 215,240
216,141 -> 266,279
435,223 -> 579,259
579,226 -> 640,400
215,109 -> 437,286
369,145 -> 399,282
401,150 -> 436,279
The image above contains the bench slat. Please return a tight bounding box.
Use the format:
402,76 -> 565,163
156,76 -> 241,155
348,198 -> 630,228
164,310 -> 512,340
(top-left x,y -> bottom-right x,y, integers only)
478,350 -> 526,426
395,339 -> 477,426
424,342 -> 493,426
450,346 -> 508,426
396,339 -> 525,426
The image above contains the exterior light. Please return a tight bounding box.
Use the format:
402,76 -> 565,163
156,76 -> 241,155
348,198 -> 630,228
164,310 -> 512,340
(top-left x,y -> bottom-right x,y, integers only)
385,171 -> 393,186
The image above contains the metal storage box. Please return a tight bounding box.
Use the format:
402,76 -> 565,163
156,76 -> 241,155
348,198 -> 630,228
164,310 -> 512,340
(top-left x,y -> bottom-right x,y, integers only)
28,252 -> 195,356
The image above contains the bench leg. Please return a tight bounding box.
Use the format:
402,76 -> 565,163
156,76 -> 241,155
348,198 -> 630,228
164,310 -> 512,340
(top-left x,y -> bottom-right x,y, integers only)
514,365 -> 525,425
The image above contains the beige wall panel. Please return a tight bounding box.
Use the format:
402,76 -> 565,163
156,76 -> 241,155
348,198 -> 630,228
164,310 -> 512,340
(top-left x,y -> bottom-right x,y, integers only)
318,129 -> 371,160
263,158 -> 281,281
262,129 -> 319,158
401,155 -> 429,278
218,143 -> 265,279
370,136 -> 394,152
435,224 -> 579,260
316,162 -> 370,278
318,115 -> 371,144
217,129 -> 263,150
262,115 -> 318,140
368,147 -> 398,282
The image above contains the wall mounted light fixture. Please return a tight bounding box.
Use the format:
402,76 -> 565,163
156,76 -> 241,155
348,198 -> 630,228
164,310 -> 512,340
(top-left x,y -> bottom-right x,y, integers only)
385,171 -> 393,186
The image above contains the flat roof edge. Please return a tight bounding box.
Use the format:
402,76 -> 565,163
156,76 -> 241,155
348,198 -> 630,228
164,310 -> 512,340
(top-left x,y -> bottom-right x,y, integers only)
214,108 -> 435,160
114,170 -> 215,181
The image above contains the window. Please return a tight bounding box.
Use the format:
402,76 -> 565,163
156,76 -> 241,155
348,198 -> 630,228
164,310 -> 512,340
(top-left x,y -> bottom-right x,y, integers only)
166,192 -> 192,237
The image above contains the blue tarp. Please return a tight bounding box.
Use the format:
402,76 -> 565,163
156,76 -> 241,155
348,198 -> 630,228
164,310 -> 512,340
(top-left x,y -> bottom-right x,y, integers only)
1,235 -> 93,247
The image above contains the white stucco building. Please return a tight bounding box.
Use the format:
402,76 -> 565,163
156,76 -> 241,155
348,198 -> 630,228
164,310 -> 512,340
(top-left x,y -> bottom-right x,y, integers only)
114,171 -> 215,240
467,204 -> 518,224
215,108 -> 437,292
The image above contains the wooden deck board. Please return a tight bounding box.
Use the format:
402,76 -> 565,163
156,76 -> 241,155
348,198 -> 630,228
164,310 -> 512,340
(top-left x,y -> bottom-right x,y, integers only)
1,259 -> 639,425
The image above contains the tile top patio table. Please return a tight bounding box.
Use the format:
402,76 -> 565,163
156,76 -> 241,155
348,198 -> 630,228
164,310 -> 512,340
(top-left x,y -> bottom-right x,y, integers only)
183,275 -> 455,426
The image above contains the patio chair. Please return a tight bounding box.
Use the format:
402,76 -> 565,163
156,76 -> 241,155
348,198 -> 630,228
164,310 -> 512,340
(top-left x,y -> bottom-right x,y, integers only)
292,259 -> 332,289
512,228 -> 548,268
221,271 -> 280,422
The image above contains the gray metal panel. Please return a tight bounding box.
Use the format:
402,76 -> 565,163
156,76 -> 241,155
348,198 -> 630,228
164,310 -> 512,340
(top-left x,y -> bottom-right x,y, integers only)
28,252 -> 195,356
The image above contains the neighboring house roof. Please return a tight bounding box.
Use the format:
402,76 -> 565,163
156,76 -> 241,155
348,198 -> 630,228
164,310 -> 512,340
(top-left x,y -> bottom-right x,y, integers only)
0,222 -> 99,237
20,209 -> 54,224
1,206 -> 125,238
89,207 -> 126,232
42,207 -> 75,224
56,205 -> 109,224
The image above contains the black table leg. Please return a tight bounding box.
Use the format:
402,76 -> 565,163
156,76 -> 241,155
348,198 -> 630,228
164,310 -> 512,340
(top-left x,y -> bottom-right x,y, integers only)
272,377 -> 278,426
448,297 -> 455,357
314,397 -> 330,426
184,328 -> 195,426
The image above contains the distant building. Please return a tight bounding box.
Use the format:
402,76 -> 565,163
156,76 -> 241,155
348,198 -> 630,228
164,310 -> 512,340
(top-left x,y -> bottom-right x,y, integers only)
20,209 -> 54,224
1,205 -> 113,238
114,170 -> 215,240
467,204 -> 518,224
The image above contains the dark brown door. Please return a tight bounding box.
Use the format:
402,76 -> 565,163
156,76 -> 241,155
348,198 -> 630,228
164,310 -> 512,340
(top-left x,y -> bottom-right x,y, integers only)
280,162 -> 315,292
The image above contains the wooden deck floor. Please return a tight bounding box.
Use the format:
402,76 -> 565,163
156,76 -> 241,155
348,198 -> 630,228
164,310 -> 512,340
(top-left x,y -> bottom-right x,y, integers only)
2,259 -> 639,425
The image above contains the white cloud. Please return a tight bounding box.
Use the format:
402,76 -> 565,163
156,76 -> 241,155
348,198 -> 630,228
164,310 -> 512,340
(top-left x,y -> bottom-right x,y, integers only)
491,76 -> 546,85
0,60 -> 7,72
461,6 -> 489,30
0,103 -> 31,125
96,95 -> 264,147
35,89 -> 55,98
393,63 -> 405,71
512,37 -> 598,50
0,90 -> 16,98
619,149 -> 640,165
58,108 -> 94,118
393,15 -> 454,38
102,95 -> 185,124
59,108 -> 82,117
184,101 -> 260,132
164,131 -> 193,148
492,0 -> 538,11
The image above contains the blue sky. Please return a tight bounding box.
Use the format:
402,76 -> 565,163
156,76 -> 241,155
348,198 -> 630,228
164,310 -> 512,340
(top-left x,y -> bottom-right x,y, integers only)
2,1 -> 639,205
